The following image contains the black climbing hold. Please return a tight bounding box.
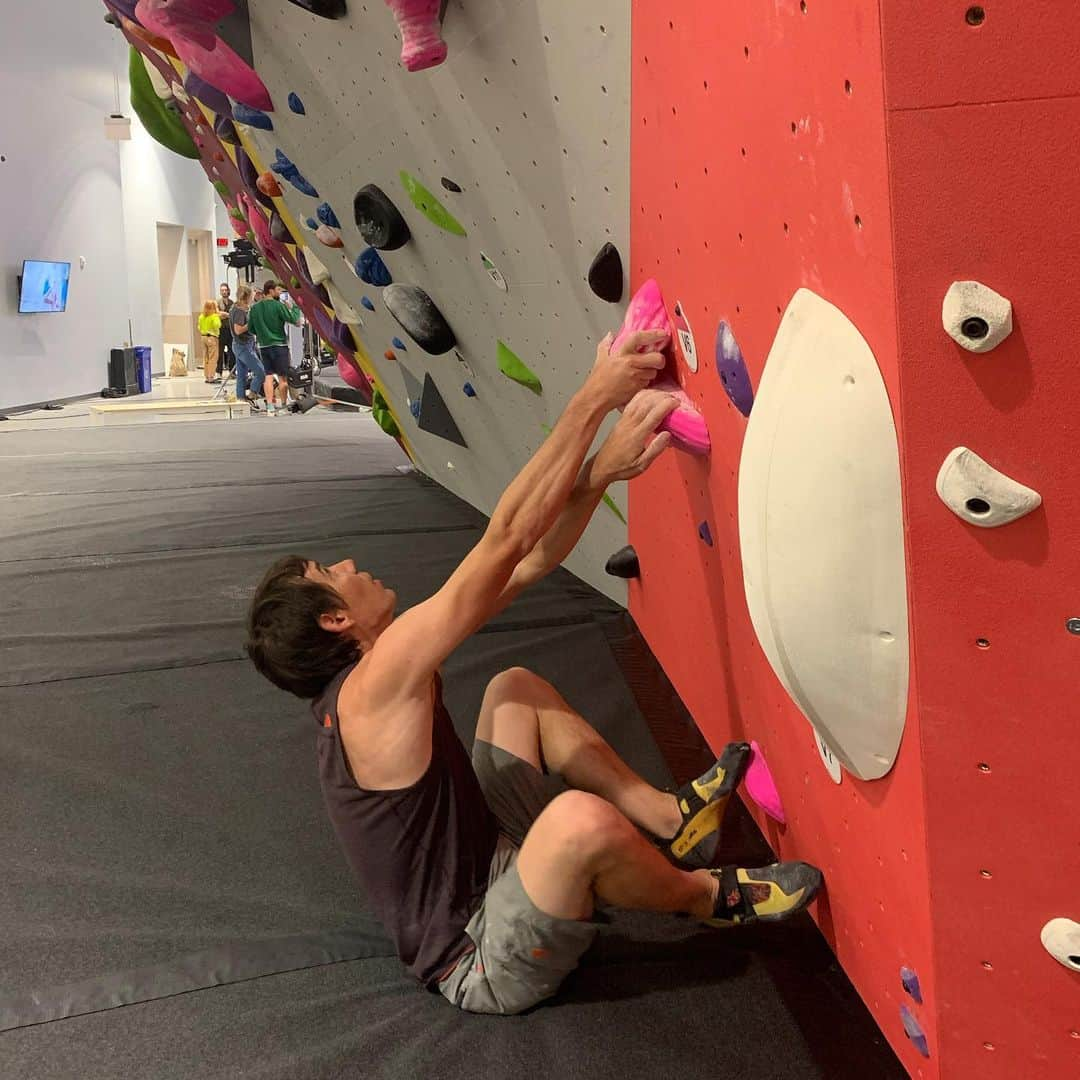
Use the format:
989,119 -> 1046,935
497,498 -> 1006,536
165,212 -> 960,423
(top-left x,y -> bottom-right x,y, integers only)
384,284 -> 455,354
214,115 -> 239,145
605,545 -> 640,579
417,373 -> 467,447
354,184 -> 411,250
588,242 -> 624,303
270,211 -> 296,245
440,177 -> 462,193
287,0 -> 347,17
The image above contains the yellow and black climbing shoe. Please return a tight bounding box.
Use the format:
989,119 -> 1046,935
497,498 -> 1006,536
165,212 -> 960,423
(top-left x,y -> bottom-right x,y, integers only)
703,862 -> 823,927
667,741 -> 751,869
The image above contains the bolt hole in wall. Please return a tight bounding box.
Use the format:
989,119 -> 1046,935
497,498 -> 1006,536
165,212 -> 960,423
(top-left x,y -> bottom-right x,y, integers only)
967,6 -> 987,26
965,497 -> 991,516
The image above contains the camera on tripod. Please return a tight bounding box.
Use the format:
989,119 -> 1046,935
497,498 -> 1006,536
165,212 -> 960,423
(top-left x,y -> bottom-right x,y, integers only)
223,239 -> 261,271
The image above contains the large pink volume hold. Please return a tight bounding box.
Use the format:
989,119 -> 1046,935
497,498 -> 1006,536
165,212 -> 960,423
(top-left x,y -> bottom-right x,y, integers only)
385,0 -> 447,72
611,279 -> 711,456
136,0 -> 274,111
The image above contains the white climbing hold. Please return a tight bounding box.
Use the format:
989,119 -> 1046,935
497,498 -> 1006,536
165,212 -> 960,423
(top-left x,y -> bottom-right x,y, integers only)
302,247 -> 331,286
673,300 -> 698,373
1040,918 -> 1080,972
936,447 -> 1042,528
814,728 -> 842,784
942,280 -> 1013,353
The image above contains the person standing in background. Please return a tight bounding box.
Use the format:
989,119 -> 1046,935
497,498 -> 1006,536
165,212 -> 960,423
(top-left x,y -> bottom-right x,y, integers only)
218,283 -> 235,373
249,280 -> 302,417
198,300 -> 222,383
230,285 -> 265,410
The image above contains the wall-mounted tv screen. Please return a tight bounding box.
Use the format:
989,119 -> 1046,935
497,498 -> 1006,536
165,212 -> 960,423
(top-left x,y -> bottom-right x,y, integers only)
19,260 -> 71,313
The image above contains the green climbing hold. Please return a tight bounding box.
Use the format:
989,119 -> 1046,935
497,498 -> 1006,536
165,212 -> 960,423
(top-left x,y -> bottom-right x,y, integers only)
602,493 -> 627,524
128,47 -> 199,160
213,180 -> 230,198
497,340 -> 542,395
371,389 -> 401,438
290,275 -> 301,289
399,170 -> 466,237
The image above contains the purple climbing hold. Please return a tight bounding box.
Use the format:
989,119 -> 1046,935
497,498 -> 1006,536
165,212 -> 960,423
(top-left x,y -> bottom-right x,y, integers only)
270,211 -> 296,246
184,72 -> 231,118
232,102 -> 273,131
900,966 -> 923,1004
462,382 -> 476,398
236,147 -> 274,211
361,296 -> 376,312
333,318 -> 356,353
355,247 -> 392,287
214,115 -> 239,145
698,521 -> 713,547
715,320 -> 754,417
899,1006 -> 930,1059
316,202 -> 340,229
288,92 -> 306,114
271,150 -> 318,198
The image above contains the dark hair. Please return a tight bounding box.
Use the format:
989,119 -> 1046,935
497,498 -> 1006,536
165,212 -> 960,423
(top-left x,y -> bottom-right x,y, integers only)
245,555 -> 360,698
262,279 -> 278,293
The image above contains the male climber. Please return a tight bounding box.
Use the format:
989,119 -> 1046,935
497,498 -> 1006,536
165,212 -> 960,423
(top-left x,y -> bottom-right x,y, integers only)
246,329 -> 822,1015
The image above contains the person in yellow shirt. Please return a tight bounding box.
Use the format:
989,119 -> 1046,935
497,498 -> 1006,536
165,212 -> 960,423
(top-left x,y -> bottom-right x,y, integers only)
198,300 -> 222,383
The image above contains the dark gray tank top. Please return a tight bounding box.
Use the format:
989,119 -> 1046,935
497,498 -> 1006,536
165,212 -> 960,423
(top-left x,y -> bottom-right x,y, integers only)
312,664 -> 498,987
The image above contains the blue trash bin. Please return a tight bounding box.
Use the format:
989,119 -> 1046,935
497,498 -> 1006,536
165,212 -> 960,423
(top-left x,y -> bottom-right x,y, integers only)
134,347 -> 152,394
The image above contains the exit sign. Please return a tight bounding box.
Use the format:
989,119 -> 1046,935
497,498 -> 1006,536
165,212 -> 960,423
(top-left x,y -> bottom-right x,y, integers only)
216,238 -> 229,247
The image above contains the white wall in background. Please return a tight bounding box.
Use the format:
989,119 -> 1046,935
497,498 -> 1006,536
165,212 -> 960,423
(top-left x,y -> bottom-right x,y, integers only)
0,3 -> 131,410
0,4 -> 221,410
118,74 -> 220,376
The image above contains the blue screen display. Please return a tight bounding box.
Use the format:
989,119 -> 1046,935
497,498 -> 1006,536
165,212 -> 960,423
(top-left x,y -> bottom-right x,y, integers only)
19,260 -> 71,313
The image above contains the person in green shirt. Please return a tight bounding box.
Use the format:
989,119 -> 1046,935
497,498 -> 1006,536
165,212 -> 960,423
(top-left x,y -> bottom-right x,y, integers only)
248,280 -> 303,416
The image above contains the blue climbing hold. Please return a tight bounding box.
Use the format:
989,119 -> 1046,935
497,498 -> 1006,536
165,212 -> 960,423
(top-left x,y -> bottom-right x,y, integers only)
316,202 -> 340,229
392,337 -> 406,351
288,92 -> 306,115
355,247 -> 392,287
899,1006 -> 930,1059
305,217 -> 318,230
409,398 -> 421,419
361,296 -> 376,312
715,320 -> 755,417
698,521 -> 713,547
900,967 -> 923,1004
270,149 -> 318,197
463,382 -> 476,398
232,103 -> 273,131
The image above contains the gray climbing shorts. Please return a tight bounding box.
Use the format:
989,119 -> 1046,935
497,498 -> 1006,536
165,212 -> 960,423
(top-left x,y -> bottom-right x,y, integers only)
437,741 -> 602,1015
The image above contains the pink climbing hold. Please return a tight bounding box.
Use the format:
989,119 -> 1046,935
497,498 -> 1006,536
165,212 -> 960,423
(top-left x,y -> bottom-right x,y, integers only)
238,191 -> 277,259
385,0 -> 448,72
338,353 -> 366,390
135,0 -> 274,111
315,224 -> 344,248
611,279 -> 711,456
745,740 -> 786,825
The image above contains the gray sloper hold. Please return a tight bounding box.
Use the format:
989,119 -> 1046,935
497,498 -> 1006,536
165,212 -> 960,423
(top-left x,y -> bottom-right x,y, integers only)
588,242 -> 624,303
354,184 -> 411,250
417,373 -> 467,447
935,446 -> 1042,528
384,284 -> 456,354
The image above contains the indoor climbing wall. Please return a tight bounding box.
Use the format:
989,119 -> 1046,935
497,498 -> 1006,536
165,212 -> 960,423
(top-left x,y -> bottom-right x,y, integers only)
203,0 -> 634,601
104,1 -> 1079,1074
628,2 -> 1080,1078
